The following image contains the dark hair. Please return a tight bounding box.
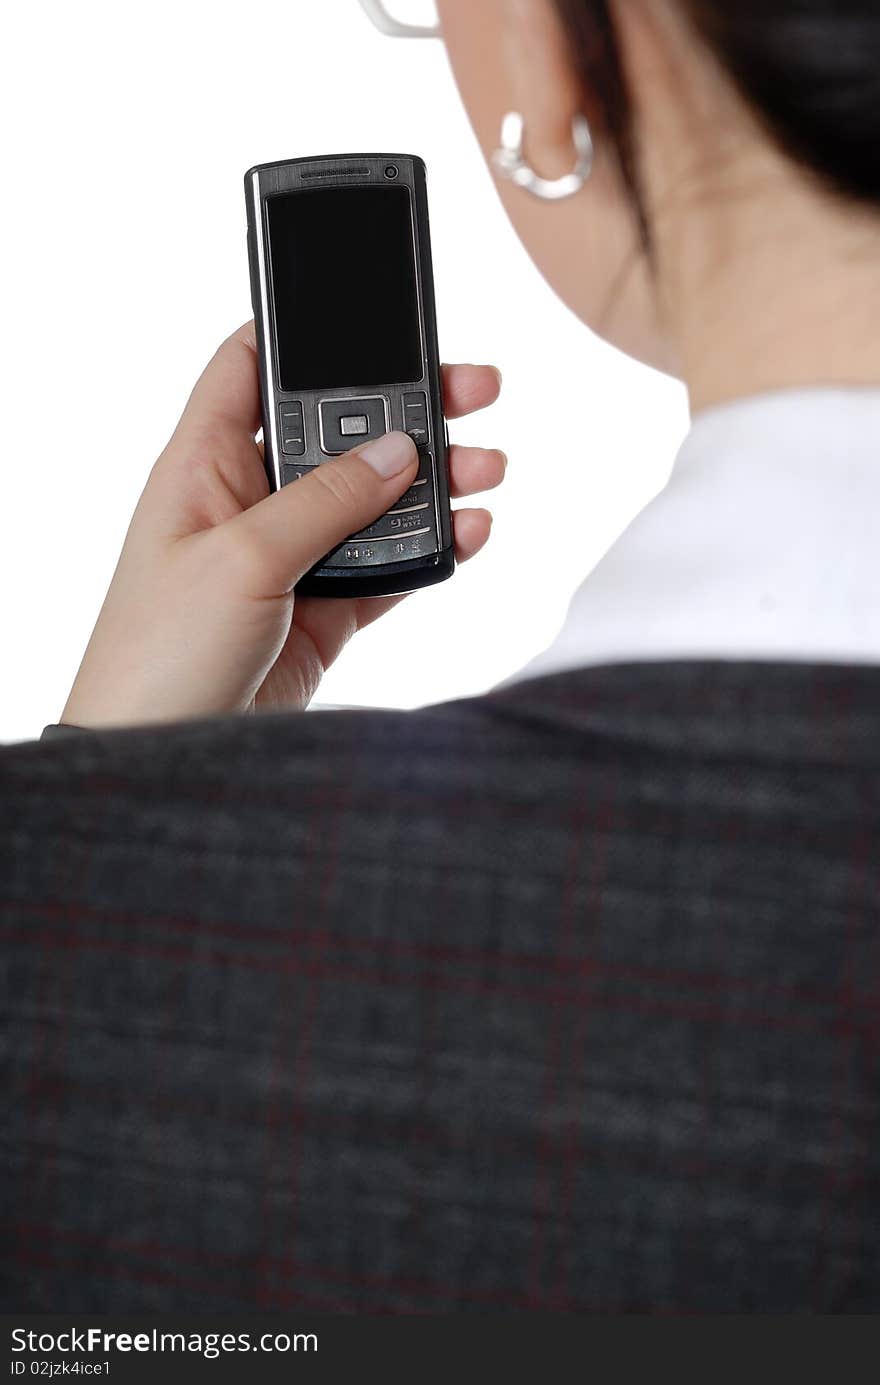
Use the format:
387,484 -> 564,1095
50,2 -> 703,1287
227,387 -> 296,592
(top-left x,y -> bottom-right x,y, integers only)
555,0 -> 880,223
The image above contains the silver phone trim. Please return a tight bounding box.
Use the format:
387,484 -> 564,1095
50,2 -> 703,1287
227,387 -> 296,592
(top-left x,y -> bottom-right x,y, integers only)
250,170 -> 282,487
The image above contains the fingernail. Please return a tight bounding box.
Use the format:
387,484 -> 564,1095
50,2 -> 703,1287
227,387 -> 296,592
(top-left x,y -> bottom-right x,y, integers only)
358,431 -> 418,479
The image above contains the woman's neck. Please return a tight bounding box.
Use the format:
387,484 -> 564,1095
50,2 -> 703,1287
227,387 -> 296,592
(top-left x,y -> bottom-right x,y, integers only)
656,143 -> 880,416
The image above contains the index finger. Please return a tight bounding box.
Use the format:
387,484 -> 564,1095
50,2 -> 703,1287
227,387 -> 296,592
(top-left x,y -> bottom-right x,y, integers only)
442,364 -> 503,419
177,321 -> 262,440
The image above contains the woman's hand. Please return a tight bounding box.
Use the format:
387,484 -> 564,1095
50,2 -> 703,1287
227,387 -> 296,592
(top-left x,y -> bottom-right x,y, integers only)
61,322 -> 505,729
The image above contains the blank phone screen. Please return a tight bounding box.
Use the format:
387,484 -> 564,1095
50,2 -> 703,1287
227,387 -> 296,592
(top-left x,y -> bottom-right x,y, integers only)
267,184 -> 423,392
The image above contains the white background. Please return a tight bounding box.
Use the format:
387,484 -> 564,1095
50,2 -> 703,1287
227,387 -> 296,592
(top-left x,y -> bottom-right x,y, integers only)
0,0 -> 688,743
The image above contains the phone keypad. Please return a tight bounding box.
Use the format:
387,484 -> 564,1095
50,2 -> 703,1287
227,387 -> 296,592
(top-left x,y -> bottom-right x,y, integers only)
278,420 -> 443,569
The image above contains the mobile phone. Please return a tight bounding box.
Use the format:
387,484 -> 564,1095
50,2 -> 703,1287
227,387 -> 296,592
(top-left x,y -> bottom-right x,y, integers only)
245,154 -> 455,598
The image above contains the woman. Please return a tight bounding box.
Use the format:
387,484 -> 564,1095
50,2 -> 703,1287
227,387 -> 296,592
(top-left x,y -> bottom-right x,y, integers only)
4,0 -> 879,1312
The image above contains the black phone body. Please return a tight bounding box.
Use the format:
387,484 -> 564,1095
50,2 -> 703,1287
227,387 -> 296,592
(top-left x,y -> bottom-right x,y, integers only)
245,154 -> 455,599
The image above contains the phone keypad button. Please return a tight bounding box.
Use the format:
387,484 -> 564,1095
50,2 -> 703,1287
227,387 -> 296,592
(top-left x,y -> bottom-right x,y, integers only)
351,501 -> 434,542
282,462 -> 315,484
402,391 -> 430,447
394,477 -> 430,509
340,414 -> 369,437
390,510 -> 432,533
279,402 -> 306,456
388,499 -> 430,518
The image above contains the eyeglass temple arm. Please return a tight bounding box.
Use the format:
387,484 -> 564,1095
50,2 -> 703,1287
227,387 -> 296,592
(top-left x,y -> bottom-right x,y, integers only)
358,0 -> 441,39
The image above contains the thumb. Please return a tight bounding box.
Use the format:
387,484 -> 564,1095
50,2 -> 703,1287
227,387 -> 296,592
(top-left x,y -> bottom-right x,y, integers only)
223,431 -> 420,593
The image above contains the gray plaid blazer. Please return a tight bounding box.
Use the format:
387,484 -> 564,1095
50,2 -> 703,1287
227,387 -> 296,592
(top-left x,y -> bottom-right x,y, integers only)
2,661 -> 879,1312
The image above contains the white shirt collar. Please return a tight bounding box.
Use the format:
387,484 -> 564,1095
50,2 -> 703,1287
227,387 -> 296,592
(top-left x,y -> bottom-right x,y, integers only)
505,387 -> 880,685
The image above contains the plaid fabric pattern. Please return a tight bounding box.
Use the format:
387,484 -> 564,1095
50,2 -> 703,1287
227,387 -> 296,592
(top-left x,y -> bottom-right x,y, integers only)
2,661 -> 879,1313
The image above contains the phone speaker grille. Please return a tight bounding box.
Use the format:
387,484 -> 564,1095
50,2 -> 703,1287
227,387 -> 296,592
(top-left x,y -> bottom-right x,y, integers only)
301,166 -> 371,180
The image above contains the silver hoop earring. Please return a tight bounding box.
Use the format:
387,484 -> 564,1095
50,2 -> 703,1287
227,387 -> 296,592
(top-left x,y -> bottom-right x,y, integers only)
493,112 -> 594,202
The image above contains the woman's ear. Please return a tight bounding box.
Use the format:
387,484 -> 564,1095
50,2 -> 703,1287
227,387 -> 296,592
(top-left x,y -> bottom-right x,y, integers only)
500,0 -> 588,178
438,0 -> 674,372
